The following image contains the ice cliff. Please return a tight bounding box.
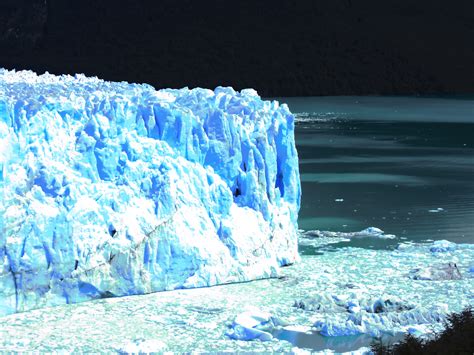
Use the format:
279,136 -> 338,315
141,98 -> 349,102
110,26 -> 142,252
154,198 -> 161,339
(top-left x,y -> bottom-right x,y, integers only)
0,69 -> 300,316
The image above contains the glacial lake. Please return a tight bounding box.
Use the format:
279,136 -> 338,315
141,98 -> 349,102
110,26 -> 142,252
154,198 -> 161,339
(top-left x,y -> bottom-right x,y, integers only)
278,96 -> 474,250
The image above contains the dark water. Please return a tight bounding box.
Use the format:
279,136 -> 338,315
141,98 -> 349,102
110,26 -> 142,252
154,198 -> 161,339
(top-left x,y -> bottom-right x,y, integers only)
280,96 -> 474,248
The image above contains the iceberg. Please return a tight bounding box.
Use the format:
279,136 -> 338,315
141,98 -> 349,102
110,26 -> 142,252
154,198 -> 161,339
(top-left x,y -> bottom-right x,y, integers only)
0,69 -> 301,316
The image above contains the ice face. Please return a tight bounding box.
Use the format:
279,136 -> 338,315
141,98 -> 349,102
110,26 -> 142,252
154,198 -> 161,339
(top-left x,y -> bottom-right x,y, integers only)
0,69 -> 301,316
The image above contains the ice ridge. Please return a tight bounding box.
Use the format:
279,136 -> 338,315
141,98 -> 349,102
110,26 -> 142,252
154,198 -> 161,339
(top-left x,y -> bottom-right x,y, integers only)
0,69 -> 301,315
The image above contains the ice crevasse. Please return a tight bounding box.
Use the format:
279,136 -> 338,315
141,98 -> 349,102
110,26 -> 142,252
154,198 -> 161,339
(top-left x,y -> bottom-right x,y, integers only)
0,69 -> 301,316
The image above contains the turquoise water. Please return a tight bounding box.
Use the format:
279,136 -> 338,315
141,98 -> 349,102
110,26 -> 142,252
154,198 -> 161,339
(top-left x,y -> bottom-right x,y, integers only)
279,96 -> 474,249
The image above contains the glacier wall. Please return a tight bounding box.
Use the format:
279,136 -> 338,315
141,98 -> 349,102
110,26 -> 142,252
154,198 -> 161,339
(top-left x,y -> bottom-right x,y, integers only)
0,69 -> 300,316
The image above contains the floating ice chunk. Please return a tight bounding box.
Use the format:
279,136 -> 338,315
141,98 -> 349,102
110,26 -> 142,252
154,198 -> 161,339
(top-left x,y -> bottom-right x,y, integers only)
429,240 -> 457,253
334,198 -> 344,202
361,227 -> 383,234
428,208 -> 444,213
359,227 -> 397,239
409,262 -> 462,281
226,308 -> 286,341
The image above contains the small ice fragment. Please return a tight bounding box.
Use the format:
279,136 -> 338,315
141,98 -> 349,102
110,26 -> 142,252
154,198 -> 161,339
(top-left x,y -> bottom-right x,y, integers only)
335,198 -> 344,202
428,208 -> 444,213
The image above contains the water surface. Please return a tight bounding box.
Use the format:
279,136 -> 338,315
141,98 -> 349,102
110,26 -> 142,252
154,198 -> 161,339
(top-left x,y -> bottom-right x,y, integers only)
279,96 -> 474,248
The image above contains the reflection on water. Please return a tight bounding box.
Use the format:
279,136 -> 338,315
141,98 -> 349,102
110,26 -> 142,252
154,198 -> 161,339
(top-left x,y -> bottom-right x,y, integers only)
272,329 -> 405,353
280,96 -> 474,247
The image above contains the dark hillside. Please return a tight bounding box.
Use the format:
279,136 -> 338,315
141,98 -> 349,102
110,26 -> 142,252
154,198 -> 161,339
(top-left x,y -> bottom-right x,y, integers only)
1,0 -> 473,96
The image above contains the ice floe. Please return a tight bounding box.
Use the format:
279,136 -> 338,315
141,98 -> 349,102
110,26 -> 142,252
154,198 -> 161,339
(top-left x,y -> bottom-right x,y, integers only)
0,239 -> 472,352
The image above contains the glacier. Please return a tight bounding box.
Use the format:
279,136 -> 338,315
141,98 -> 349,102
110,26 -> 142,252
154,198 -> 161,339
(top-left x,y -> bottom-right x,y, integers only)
0,69 -> 301,316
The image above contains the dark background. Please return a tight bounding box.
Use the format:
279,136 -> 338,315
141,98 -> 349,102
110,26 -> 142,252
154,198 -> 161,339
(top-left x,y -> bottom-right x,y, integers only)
1,0 -> 473,96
